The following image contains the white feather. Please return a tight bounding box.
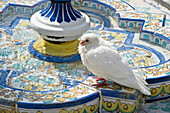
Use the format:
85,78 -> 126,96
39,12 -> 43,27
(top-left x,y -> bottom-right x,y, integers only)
78,33 -> 151,95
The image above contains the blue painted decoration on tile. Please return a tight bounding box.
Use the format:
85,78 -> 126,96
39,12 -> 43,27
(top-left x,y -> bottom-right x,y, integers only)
40,0 -> 82,23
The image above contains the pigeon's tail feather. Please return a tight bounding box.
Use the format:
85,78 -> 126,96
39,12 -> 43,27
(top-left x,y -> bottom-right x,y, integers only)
139,86 -> 151,95
135,73 -> 148,85
137,78 -> 151,95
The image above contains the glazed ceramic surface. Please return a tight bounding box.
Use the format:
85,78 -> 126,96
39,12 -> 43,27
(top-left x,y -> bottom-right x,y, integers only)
0,0 -> 169,113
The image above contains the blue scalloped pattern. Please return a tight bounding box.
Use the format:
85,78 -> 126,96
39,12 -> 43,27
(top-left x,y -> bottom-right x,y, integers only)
40,1 -> 82,23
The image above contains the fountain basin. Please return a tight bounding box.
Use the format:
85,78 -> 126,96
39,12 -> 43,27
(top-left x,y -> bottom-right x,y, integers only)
0,0 -> 169,113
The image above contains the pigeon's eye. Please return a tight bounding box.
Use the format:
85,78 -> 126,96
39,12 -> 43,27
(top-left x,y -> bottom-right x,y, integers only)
86,39 -> 89,42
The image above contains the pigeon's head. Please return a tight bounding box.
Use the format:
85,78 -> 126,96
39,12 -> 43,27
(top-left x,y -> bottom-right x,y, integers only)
79,33 -> 99,46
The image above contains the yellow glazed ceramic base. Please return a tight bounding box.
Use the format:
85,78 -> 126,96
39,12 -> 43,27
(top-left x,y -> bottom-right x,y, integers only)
33,38 -> 79,56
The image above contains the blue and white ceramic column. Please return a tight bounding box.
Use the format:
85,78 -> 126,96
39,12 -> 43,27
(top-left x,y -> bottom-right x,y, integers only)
30,0 -> 90,62
31,0 -> 90,42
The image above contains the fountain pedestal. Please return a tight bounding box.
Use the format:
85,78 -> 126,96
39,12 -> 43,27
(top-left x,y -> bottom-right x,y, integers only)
30,0 -> 90,62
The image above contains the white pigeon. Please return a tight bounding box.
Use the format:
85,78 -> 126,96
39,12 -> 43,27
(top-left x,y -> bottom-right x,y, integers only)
78,33 -> 151,95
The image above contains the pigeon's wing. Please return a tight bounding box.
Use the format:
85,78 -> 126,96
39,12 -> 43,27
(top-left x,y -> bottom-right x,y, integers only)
86,46 -> 134,80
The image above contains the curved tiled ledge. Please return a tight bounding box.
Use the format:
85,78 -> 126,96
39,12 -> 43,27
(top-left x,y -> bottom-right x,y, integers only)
0,0 -> 50,21
0,81 -> 100,110
72,0 -> 170,50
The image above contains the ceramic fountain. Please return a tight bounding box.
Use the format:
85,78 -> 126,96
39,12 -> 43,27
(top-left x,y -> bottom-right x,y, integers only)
0,0 -> 169,113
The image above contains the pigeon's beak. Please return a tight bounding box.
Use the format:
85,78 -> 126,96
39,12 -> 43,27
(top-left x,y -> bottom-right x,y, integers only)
78,39 -> 84,45
80,41 -> 84,45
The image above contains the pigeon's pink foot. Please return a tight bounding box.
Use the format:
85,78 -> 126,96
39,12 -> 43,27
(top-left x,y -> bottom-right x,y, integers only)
92,77 -> 105,80
92,77 -> 107,87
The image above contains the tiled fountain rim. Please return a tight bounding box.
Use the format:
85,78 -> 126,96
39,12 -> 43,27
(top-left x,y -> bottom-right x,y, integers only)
83,0 -> 135,11
116,12 -> 166,32
83,0 -> 169,49
0,0 -> 48,13
84,0 -> 136,13
0,86 -> 100,109
0,0 -> 135,13
0,0 -> 136,16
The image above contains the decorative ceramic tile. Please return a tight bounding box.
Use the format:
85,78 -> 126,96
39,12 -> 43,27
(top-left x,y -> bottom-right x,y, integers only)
97,0 -> 134,12
155,27 -> 170,40
83,76 -> 142,113
0,0 -> 45,12
118,12 -> 165,32
0,0 -> 169,112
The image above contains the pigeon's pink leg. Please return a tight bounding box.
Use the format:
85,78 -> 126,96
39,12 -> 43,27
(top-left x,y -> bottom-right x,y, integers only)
92,77 -> 104,80
92,77 -> 107,87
